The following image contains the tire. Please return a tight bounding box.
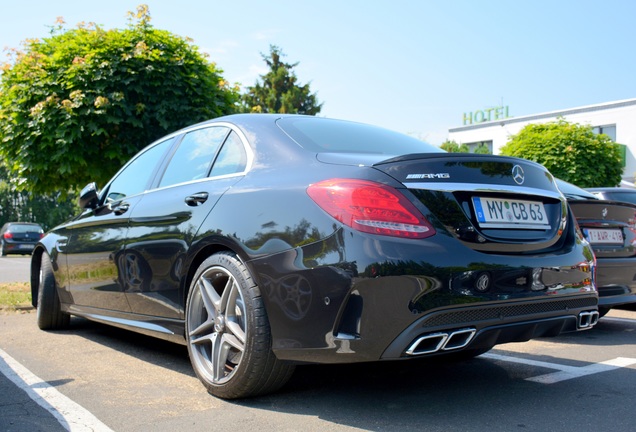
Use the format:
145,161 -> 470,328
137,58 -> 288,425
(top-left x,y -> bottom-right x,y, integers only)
186,252 -> 295,399
36,253 -> 70,330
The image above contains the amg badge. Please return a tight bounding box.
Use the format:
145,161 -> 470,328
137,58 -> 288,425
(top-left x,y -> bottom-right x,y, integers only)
406,173 -> 451,180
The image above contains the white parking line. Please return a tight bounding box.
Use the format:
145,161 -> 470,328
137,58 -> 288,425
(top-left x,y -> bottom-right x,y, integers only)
482,352 -> 636,384
601,317 -> 636,325
0,348 -> 113,432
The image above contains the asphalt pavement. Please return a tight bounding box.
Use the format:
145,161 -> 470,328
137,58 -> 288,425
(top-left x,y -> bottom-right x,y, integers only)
0,358 -> 67,432
0,256 -> 51,432
4,255 -> 636,431
0,255 -> 31,283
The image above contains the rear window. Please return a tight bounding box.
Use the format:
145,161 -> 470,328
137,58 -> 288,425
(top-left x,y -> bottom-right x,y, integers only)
277,117 -> 443,155
602,192 -> 636,205
7,224 -> 43,233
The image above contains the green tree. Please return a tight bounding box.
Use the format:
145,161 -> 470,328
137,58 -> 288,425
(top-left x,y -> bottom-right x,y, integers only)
0,163 -> 78,230
440,140 -> 469,153
241,45 -> 322,115
500,119 -> 622,187
0,5 -> 239,194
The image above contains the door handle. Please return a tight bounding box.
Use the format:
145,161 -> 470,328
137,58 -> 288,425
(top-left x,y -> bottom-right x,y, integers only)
113,202 -> 130,215
185,192 -> 209,207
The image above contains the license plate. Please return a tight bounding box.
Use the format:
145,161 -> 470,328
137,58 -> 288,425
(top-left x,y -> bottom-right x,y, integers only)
584,228 -> 623,244
472,196 -> 550,229
18,244 -> 35,250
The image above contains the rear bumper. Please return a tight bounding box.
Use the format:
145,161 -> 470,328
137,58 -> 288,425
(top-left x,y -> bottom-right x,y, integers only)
596,257 -> 636,307
271,293 -> 598,364
251,226 -> 597,364
381,296 -> 598,359
2,241 -> 36,254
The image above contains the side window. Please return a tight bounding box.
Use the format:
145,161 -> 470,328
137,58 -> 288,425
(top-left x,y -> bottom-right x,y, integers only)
159,126 -> 229,188
105,138 -> 174,203
210,131 -> 248,177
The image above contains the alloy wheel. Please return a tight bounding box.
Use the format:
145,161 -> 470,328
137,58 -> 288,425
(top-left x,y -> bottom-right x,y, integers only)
187,265 -> 246,384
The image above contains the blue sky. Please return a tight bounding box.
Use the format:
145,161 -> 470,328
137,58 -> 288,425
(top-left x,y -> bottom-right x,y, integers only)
1,0 -> 635,144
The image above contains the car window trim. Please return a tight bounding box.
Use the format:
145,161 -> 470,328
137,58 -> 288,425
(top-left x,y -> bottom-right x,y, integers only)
154,126 -> 231,189
148,122 -> 254,191
95,121 -> 254,205
98,136 -> 179,206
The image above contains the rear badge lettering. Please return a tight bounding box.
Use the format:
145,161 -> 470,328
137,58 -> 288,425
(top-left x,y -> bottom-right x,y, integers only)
406,173 -> 450,180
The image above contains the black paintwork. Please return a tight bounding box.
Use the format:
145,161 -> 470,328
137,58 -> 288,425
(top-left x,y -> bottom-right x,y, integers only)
559,179 -> 636,309
32,114 -> 598,362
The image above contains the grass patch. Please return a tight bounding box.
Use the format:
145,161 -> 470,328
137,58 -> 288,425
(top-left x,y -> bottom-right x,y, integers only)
0,282 -> 32,312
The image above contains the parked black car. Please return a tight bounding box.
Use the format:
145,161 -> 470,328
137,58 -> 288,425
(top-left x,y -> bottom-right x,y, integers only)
557,180 -> 636,315
587,187 -> 636,205
32,114 -> 599,399
0,222 -> 44,256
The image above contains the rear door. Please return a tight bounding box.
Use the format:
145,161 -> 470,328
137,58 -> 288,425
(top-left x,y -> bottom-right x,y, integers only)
123,125 -> 251,318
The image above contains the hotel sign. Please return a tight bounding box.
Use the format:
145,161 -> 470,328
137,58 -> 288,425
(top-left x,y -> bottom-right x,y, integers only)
463,106 -> 510,125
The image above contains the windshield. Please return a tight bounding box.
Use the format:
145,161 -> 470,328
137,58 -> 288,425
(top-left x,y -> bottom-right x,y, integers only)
277,117 -> 443,155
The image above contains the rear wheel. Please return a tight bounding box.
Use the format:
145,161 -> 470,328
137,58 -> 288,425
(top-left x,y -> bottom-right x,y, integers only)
186,252 -> 295,399
36,253 -> 70,330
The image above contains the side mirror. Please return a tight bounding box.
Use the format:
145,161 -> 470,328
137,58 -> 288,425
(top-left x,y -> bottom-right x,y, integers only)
79,182 -> 99,209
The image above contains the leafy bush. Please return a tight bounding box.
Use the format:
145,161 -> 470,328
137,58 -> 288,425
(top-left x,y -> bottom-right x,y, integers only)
474,143 -> 491,154
0,6 -> 239,194
440,140 -> 469,153
500,119 -> 623,187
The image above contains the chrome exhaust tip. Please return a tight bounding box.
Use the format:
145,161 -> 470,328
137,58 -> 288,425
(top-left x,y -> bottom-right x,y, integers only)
578,310 -> 600,329
405,328 -> 476,356
405,332 -> 448,355
442,328 -> 476,351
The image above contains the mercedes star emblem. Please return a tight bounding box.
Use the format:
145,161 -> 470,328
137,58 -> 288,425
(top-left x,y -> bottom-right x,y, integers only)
512,165 -> 525,185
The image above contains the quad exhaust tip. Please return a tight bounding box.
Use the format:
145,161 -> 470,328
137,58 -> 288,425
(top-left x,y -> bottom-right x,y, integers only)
578,310 -> 599,329
406,328 -> 476,356
406,310 -> 599,356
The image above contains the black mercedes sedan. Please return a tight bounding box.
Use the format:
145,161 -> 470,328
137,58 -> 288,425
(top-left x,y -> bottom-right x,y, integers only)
32,114 -> 598,399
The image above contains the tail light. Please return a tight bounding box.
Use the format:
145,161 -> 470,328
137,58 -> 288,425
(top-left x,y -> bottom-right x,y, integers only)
3,232 -> 12,239
307,179 -> 435,239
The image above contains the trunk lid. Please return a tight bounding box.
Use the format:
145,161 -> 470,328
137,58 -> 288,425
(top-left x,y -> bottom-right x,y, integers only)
372,153 -> 568,252
567,199 -> 636,258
